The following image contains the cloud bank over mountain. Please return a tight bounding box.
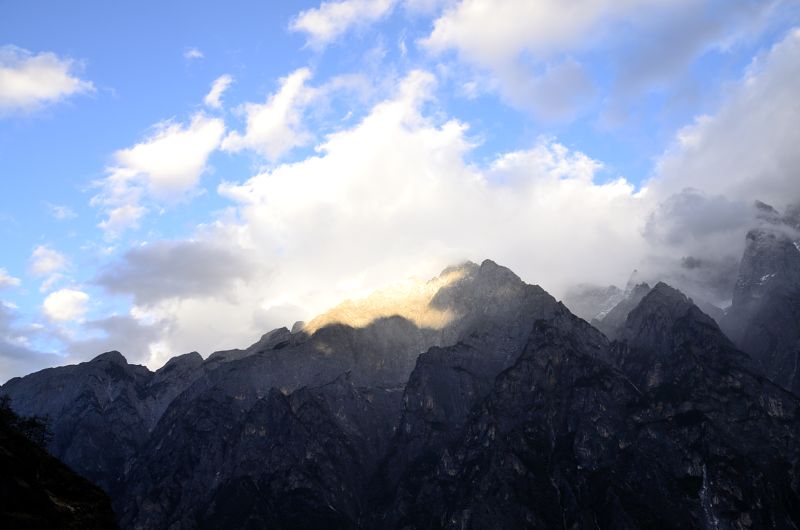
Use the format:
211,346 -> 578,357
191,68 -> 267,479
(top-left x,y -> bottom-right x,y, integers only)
73,27 -> 799,369
1,0 -> 798,378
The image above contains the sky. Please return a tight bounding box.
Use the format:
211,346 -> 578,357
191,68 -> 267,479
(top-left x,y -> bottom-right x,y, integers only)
1,0 -> 799,381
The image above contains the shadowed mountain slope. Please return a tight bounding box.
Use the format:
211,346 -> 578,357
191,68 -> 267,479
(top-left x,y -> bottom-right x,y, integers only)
3,259 -> 800,529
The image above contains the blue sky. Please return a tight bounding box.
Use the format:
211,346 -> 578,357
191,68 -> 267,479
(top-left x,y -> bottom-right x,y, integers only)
1,0 -> 799,380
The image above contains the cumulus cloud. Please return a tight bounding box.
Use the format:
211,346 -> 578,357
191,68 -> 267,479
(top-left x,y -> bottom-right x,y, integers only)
0,45 -> 94,113
204,74 -> 234,109
423,0 -> 662,64
91,113 -> 225,236
290,0 -> 397,49
0,269 -> 21,289
43,288 -> 90,322
653,28 -> 800,208
57,27 -> 800,370
421,0 -> 786,119
420,0 -> 668,117
628,27 -> 800,302
105,69 -> 646,367
221,68 -> 314,161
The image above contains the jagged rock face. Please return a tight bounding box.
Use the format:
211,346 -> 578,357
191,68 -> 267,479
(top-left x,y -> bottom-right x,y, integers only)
122,374 -> 403,529
390,285 -> 800,529
562,284 -> 624,322
2,352 -> 156,497
0,400 -> 119,529
3,259 -> 800,529
380,297 -> 609,505
592,282 -> 651,339
1,350 -> 207,498
117,260 -> 569,527
722,209 -> 800,394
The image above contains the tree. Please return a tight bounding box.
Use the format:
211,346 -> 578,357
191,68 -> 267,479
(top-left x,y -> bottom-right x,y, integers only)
0,394 -> 53,448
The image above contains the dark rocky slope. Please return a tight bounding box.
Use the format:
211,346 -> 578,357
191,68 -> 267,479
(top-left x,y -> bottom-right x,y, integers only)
390,283 -> 800,529
0,397 -> 118,529
1,350 -> 206,498
2,258 -> 800,529
119,260 -> 568,528
722,203 -> 800,394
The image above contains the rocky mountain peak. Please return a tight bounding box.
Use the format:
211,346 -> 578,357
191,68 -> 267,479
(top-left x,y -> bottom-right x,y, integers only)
721,201 -> 800,393
2,258 -> 800,529
620,282 -> 722,356
90,350 -> 129,365
591,281 -> 651,339
157,351 -> 202,372
733,226 -> 800,308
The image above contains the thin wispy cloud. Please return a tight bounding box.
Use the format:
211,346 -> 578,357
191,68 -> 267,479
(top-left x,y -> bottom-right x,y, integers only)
204,74 -> 234,109
183,47 -> 204,60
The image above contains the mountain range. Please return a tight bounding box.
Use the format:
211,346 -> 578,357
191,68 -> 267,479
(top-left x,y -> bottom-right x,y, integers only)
2,202 -> 800,529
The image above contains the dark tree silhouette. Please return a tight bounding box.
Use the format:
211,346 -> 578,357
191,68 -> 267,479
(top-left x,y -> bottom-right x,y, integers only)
0,393 -> 52,448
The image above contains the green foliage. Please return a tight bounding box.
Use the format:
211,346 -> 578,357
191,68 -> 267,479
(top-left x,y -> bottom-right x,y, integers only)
0,393 -> 53,448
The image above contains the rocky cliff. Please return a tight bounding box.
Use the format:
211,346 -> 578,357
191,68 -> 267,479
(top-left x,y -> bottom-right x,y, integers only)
2,257 -> 799,529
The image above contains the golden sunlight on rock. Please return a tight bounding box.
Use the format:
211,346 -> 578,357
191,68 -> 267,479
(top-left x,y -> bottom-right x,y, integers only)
303,267 -> 468,334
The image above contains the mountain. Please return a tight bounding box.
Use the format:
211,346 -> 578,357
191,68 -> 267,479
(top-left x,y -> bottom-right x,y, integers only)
1,349 -> 206,498
722,202 -> 800,394
118,260 -> 566,528
388,282 -> 800,529
2,258 -> 800,529
0,396 -> 118,529
591,281 -> 651,339
561,283 -> 624,322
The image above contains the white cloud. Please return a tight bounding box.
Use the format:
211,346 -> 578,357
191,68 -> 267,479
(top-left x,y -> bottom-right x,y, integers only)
290,0 -> 397,49
653,27 -> 800,208
43,288 -> 89,322
184,47 -> 204,60
421,0 -> 783,119
221,68 -> 314,161
0,268 -> 21,289
0,45 -> 94,113
103,69 -> 646,368
92,113 -> 225,237
424,0 -> 678,65
114,115 -> 225,196
88,27 -> 800,367
29,245 -> 67,277
621,27 -> 800,302
204,74 -> 234,109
